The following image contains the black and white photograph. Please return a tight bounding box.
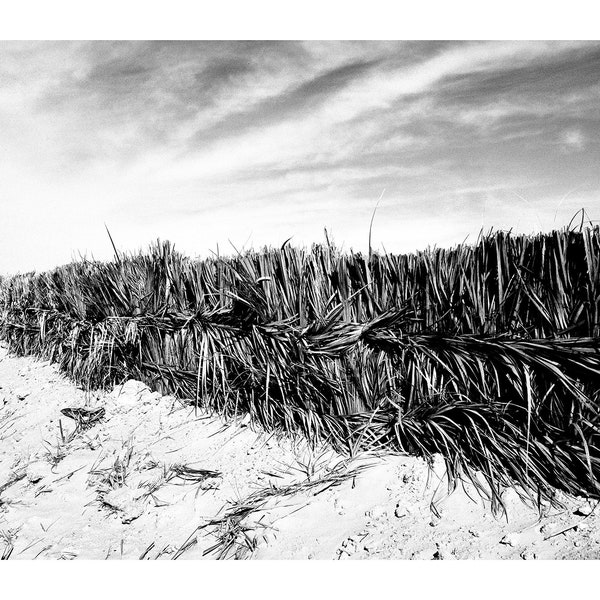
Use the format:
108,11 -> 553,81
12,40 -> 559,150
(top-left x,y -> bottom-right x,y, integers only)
1,3 -> 600,584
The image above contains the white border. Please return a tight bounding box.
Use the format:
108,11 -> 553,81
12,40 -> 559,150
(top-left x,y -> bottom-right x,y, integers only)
0,0 -> 599,40
2,559 -> 600,599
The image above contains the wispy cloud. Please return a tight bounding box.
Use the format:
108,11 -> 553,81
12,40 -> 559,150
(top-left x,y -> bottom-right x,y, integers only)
561,128 -> 586,152
1,41 -> 600,273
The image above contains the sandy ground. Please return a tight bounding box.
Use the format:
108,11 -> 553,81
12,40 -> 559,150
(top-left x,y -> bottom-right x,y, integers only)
1,343 -> 599,560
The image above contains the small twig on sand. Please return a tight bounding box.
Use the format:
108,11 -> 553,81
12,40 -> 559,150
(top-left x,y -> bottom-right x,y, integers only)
544,501 -> 600,541
17,537 -> 44,555
51,465 -> 86,484
0,469 -> 26,496
139,542 -> 156,560
33,545 -> 52,560
1,542 -> 13,560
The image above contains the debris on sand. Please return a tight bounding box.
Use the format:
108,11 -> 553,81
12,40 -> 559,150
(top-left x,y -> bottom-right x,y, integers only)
25,461 -> 53,484
500,533 -> 520,547
0,345 -> 599,560
101,486 -> 145,524
60,407 -> 105,431
13,388 -> 30,401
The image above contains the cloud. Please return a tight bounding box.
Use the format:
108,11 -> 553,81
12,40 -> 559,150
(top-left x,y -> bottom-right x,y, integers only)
1,41 -> 600,273
561,129 -> 586,152
187,56 -> 383,148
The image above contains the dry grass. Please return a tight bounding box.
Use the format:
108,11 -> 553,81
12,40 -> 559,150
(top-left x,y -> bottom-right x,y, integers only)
3,220 -> 600,511
173,459 -> 370,559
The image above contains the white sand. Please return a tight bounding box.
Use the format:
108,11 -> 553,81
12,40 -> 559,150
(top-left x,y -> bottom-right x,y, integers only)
0,343 -> 598,560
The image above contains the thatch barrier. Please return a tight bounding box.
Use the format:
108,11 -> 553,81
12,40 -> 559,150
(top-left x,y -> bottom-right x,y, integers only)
2,226 -> 600,511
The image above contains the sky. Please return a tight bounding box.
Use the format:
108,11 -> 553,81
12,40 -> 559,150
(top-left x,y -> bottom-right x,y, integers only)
1,40 -> 600,274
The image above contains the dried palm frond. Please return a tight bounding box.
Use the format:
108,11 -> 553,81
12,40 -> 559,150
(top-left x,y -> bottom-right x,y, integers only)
173,459 -> 369,559
3,225 -> 600,511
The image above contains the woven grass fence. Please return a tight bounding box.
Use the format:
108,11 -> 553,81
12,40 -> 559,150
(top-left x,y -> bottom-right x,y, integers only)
2,225 -> 600,511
